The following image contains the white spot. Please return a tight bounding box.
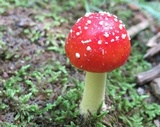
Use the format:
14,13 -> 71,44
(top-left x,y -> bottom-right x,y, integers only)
75,53 -> 80,58
85,12 -> 92,17
86,46 -> 92,51
115,36 -> 119,40
111,39 -> 114,42
81,39 -> 92,44
84,26 -> 88,30
70,29 -> 73,33
122,34 -> 126,39
78,26 -> 81,30
99,21 -> 103,25
104,32 -> 109,38
119,20 -> 123,23
110,27 -> 113,30
87,20 -> 91,24
105,42 -> 108,44
115,30 -> 120,33
113,15 -> 117,18
112,32 -> 115,36
119,24 -> 123,30
114,18 -> 118,22
105,17 -> 108,20
76,32 -> 81,36
98,40 -> 102,44
106,12 -> 111,17
99,11 -> 107,15
104,23 -> 109,27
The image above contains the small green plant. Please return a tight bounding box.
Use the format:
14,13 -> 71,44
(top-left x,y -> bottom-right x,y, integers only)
46,31 -> 66,54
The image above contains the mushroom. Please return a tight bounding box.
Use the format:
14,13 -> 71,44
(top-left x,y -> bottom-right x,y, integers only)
65,12 -> 131,115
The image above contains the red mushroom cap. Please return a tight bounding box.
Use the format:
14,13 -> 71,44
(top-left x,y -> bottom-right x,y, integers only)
65,12 -> 131,73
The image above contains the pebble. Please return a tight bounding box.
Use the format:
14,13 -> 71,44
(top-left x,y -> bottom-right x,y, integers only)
137,87 -> 145,95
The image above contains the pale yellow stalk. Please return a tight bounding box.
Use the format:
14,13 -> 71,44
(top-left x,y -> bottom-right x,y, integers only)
80,72 -> 106,115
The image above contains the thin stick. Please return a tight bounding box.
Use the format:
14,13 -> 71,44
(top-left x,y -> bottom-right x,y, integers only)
136,64 -> 160,85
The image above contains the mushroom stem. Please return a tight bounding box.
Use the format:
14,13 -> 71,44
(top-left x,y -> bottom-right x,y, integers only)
80,72 -> 106,115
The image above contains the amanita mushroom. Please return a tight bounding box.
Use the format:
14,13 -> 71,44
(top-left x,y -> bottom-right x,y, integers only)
65,12 -> 131,115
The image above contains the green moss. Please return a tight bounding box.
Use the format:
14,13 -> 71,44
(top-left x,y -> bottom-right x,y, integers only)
0,0 -> 160,126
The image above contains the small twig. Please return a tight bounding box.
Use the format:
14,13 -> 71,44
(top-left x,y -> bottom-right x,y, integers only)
144,43 -> 160,58
127,20 -> 150,38
147,32 -> 160,47
136,64 -> 160,85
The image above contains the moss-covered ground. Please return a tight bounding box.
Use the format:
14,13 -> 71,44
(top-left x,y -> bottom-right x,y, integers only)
0,0 -> 160,126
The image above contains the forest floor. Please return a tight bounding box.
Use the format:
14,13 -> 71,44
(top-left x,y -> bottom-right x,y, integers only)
0,0 -> 160,127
